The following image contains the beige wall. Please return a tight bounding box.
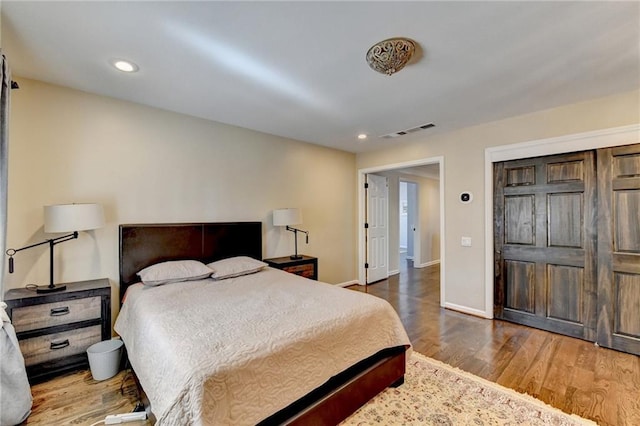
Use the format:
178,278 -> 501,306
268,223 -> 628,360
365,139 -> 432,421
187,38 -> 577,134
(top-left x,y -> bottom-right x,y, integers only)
356,89 -> 640,314
5,78 -> 356,310
376,171 -> 440,273
7,77 -> 638,320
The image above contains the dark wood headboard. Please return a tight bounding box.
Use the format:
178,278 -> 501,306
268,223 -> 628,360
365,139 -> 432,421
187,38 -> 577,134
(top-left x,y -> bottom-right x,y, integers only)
119,222 -> 262,300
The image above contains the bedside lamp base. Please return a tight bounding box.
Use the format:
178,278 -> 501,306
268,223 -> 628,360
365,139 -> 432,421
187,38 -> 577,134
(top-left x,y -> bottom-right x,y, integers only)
36,284 -> 67,294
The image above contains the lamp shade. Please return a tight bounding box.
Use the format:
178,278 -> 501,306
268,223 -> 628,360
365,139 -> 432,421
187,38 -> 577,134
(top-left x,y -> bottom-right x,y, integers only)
44,203 -> 105,233
273,208 -> 302,226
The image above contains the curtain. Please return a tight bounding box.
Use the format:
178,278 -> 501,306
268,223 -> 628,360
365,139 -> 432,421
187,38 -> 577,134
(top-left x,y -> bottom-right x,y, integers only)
0,52 -> 30,426
0,52 -> 9,297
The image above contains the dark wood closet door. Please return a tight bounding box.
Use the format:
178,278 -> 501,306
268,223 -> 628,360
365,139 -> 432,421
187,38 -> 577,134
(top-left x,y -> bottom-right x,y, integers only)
494,151 -> 597,341
597,144 -> 640,355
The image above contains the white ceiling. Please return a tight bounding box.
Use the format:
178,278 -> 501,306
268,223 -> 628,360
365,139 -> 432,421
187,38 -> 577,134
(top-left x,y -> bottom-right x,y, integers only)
2,1 -> 639,153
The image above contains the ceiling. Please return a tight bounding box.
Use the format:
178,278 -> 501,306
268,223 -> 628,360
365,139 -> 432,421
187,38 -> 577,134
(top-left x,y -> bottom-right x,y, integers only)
2,1 -> 639,153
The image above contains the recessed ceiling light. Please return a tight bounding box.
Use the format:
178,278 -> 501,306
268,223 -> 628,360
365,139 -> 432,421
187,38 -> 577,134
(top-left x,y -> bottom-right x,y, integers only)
112,59 -> 139,73
357,133 -> 368,140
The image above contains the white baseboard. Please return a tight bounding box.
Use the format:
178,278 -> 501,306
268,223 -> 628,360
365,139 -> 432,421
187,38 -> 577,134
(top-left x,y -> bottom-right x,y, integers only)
388,269 -> 400,276
414,259 -> 440,268
336,280 -> 360,287
444,302 -> 492,319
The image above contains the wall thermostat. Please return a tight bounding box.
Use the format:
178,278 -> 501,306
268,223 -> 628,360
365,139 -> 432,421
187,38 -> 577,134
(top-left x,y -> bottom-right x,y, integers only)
459,191 -> 473,204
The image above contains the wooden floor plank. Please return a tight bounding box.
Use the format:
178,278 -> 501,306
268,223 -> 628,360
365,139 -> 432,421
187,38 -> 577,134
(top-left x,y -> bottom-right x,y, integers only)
539,337 -> 582,407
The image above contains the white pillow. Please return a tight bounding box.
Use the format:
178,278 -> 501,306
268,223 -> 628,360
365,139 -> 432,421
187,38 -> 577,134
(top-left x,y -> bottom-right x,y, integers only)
137,260 -> 213,286
207,256 -> 267,280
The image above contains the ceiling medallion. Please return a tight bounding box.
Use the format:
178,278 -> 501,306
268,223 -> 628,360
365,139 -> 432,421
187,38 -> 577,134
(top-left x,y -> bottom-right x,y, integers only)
366,37 -> 416,76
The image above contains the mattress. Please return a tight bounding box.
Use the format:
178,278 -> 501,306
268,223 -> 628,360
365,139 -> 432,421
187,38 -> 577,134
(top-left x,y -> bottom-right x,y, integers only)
114,267 -> 410,425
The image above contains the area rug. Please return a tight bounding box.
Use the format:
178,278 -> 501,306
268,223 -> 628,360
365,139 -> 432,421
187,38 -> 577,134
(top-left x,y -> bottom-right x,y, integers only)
341,352 -> 595,425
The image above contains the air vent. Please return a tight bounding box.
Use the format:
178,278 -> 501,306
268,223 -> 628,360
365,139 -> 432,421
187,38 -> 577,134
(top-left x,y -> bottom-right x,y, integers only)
381,123 -> 435,139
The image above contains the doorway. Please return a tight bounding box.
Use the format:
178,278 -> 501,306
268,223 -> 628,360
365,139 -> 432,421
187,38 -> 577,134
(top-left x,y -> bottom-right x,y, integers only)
358,157 -> 445,306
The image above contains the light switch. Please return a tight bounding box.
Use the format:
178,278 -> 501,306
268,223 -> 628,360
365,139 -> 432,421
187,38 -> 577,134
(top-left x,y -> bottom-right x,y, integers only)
461,237 -> 472,247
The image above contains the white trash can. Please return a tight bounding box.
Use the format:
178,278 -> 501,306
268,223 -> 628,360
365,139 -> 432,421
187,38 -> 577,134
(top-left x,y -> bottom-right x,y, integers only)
87,339 -> 123,381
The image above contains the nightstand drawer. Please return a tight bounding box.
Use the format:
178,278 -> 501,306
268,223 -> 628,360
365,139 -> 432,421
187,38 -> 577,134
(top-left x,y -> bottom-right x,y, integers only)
12,296 -> 101,332
284,264 -> 315,279
19,325 -> 102,366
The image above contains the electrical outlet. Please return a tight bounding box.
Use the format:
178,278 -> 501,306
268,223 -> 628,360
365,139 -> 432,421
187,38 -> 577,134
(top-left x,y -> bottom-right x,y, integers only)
461,237 -> 472,247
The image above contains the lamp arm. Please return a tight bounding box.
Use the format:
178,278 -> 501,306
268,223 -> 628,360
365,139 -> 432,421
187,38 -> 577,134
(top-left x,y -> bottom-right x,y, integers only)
50,232 -> 79,246
6,231 -> 78,275
285,226 -> 309,243
6,231 -> 78,255
6,239 -> 50,256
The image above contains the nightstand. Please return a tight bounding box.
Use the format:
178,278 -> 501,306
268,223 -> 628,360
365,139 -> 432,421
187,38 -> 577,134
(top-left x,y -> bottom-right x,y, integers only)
4,278 -> 111,383
264,255 -> 318,280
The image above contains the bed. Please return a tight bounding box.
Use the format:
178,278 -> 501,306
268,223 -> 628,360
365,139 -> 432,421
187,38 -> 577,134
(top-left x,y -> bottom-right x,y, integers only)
114,222 -> 410,425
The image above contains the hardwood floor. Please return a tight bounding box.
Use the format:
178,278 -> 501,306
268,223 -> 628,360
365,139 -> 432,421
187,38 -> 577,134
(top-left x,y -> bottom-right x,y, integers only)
24,261 -> 640,425
350,259 -> 640,426
25,367 -> 150,425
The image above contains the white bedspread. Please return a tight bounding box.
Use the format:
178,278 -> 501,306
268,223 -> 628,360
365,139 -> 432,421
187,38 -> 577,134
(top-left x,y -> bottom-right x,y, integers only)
114,267 -> 410,426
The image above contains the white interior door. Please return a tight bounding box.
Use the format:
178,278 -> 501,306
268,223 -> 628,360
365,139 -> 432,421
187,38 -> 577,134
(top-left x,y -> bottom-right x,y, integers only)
409,181 -> 421,267
406,181 -> 417,260
366,174 -> 389,283
399,182 -> 408,253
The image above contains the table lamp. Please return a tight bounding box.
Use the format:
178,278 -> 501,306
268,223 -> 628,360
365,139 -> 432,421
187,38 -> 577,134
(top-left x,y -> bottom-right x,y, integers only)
6,203 -> 105,293
273,208 -> 308,260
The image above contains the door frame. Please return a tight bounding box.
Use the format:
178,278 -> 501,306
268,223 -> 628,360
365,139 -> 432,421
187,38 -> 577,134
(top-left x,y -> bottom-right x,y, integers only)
484,124 -> 640,318
357,156 -> 445,307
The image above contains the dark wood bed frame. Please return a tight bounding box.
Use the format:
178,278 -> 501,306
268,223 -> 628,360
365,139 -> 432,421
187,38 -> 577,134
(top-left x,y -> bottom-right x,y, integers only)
119,222 -> 407,425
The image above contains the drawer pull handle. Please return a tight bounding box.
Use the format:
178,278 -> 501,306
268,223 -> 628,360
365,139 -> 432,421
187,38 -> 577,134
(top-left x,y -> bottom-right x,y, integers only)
50,306 -> 70,316
50,340 -> 70,350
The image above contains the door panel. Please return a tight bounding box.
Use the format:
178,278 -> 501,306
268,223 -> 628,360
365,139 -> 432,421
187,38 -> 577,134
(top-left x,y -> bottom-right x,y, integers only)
494,151 -> 597,341
597,145 -> 640,355
548,193 -> 583,248
507,166 -> 535,185
546,264 -> 583,324
547,160 -> 583,183
615,273 -> 640,337
504,195 -> 535,245
504,260 -> 535,313
615,190 -> 640,252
